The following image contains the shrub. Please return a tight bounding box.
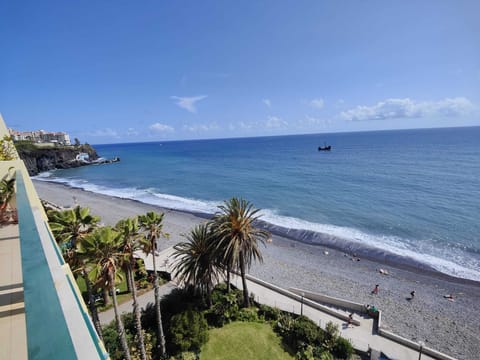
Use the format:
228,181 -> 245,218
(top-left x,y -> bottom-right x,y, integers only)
274,313 -> 296,339
332,337 -> 354,359
318,351 -> 334,360
102,325 -> 123,360
143,288 -> 204,334
130,331 -> 154,360
169,352 -> 198,360
102,319 -> 135,360
323,322 -> 340,351
296,344 -> 315,360
170,309 -> 209,353
258,304 -> 281,321
291,316 -> 323,346
237,307 -> 259,322
206,288 -> 241,327
275,313 -> 326,355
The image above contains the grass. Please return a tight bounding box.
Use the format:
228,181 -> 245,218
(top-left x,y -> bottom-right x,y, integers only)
200,322 -> 294,360
76,271 -> 128,294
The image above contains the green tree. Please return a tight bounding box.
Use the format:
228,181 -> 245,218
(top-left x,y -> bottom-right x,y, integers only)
47,206 -> 103,337
212,197 -> 270,307
0,135 -> 17,161
0,166 -> 16,223
116,217 -> 147,360
138,211 -> 169,357
78,227 -> 132,360
170,309 -> 208,353
48,205 -> 100,249
172,223 -> 220,307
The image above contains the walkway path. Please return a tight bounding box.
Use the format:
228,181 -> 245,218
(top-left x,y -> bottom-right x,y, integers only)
99,282 -> 177,325
101,245 -> 448,360
230,274 -> 438,360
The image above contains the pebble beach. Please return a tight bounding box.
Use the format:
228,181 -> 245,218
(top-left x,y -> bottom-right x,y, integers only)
33,180 -> 480,360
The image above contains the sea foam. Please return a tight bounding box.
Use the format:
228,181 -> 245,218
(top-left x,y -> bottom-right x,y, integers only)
33,175 -> 480,282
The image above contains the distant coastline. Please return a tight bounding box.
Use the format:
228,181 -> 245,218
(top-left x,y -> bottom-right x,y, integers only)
31,127 -> 480,283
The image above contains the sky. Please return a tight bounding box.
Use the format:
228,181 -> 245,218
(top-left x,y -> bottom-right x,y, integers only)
1,0 -> 479,144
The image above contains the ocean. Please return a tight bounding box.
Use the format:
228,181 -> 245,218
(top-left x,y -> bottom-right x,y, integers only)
35,126 -> 480,282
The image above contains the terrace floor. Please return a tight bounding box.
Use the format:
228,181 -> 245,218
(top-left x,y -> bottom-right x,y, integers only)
0,223 -> 27,360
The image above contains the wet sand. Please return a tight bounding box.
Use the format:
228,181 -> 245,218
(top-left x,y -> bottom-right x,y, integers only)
33,180 -> 480,359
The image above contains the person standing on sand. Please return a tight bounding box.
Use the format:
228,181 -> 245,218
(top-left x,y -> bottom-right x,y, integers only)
410,290 -> 416,299
372,284 -> 379,295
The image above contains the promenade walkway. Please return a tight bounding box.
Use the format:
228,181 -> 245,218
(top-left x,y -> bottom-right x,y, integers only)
99,282 -> 177,325
230,274 -> 439,360
101,245 -> 451,359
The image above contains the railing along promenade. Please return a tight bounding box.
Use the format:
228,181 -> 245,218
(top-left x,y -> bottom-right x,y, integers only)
0,114 -> 109,359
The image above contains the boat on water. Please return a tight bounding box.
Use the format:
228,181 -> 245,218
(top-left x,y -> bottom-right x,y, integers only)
318,144 -> 331,151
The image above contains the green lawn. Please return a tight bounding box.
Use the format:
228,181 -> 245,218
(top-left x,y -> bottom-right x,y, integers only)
200,322 -> 294,360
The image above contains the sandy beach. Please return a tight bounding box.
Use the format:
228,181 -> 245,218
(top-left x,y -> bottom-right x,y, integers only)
33,180 -> 480,360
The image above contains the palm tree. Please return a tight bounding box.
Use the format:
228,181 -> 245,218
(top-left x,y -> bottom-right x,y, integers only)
116,217 -> 147,360
138,211 -> 169,357
78,226 -> 132,360
0,167 -> 16,223
48,205 -> 100,249
172,223 -> 220,307
212,197 -> 270,307
47,206 -> 103,336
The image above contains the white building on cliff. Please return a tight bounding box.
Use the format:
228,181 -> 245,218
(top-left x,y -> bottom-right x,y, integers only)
8,129 -> 71,145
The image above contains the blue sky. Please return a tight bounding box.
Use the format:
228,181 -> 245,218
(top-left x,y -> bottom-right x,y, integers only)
1,1 -> 479,144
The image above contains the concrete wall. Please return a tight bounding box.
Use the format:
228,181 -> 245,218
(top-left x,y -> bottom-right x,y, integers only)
289,287 -> 366,313
289,284 -> 457,360
245,274 -> 361,325
377,310 -> 456,360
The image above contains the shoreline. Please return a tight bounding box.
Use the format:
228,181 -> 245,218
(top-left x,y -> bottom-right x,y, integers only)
33,180 -> 480,359
34,179 -> 479,286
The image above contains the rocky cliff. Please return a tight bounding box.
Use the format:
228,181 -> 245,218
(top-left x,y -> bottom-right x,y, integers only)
15,144 -> 99,176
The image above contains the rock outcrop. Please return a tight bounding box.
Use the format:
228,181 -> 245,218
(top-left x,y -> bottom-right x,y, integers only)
15,144 -> 99,176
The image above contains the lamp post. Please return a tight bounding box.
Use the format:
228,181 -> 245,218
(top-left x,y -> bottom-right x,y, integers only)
418,341 -> 424,360
300,292 -> 304,316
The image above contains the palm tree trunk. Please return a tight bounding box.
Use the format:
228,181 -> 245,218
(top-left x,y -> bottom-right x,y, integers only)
129,265 -> 147,360
226,264 -> 231,292
126,266 -> 133,293
152,248 -> 166,357
102,287 -> 111,306
110,272 -> 132,360
83,271 -> 103,341
239,252 -> 250,307
206,282 -> 212,308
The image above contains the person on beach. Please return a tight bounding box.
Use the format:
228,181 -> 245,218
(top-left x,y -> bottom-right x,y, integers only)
410,290 -> 416,299
378,268 -> 389,275
348,313 -> 354,327
372,284 -> 379,295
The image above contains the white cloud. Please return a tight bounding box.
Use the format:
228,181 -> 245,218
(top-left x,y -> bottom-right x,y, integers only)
89,128 -> 119,138
341,97 -> 475,121
309,98 -> 325,109
265,116 -> 288,129
149,123 -> 175,133
234,121 -> 254,130
182,123 -> 219,133
127,128 -> 139,136
171,95 -> 207,113
263,99 -> 271,108
303,115 -> 330,125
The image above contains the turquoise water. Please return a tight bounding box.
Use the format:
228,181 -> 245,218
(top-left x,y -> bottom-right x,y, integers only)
35,126 -> 480,281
